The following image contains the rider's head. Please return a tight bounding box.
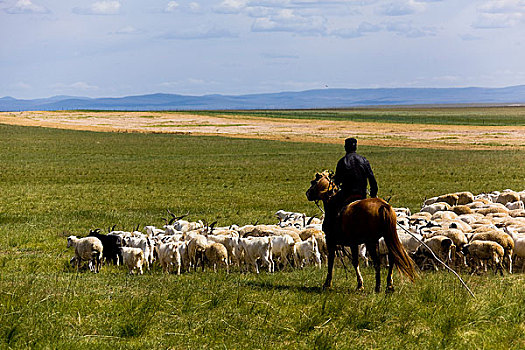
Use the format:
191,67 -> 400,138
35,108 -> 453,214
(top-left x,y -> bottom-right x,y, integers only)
344,137 -> 357,153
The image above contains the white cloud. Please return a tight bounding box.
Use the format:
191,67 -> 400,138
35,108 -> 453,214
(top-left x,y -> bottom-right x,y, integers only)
251,9 -> 327,34
478,0 -> 525,14
187,2 -> 203,13
4,0 -> 49,14
159,26 -> 238,39
163,1 -> 205,14
377,0 -> 424,16
164,1 -> 179,13
384,21 -> 437,37
473,0 -> 525,28
213,0 -> 248,14
73,1 -> 121,15
331,20 -> 433,39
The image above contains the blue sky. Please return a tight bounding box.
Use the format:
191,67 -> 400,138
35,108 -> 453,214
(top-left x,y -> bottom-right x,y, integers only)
1,0 -> 524,98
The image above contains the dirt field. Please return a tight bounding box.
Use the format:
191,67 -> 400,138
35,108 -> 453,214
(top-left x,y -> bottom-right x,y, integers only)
1,110 -> 524,150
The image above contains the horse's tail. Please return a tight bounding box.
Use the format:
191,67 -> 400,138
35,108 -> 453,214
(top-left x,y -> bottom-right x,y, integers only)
380,204 -> 418,282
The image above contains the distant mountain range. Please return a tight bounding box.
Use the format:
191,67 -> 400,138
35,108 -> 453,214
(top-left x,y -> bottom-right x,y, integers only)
1,86 -> 525,111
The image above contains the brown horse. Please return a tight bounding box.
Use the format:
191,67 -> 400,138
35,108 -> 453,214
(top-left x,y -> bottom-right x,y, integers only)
306,171 -> 417,292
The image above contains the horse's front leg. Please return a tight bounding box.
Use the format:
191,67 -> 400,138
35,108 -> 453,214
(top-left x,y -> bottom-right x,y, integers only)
366,242 -> 381,293
350,245 -> 364,291
323,247 -> 335,289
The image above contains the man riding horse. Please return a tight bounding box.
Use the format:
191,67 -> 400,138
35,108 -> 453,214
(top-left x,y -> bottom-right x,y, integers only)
307,138 -> 416,292
323,137 -> 378,237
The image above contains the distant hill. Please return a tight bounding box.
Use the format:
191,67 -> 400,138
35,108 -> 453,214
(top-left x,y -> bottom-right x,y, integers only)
1,86 -> 525,111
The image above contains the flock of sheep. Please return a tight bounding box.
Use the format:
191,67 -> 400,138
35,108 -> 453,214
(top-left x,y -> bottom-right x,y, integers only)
66,189 -> 525,277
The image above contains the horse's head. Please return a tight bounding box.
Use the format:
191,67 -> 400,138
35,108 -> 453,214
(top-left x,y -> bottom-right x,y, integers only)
306,171 -> 337,202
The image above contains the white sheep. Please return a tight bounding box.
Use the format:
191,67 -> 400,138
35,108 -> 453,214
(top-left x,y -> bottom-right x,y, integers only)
67,236 -> 103,273
187,234 -> 208,271
505,201 -> 524,211
270,234 -> 296,268
123,235 -> 155,271
239,237 -> 274,273
156,242 -> 183,274
413,235 -> 455,271
420,202 -> 451,215
294,236 -> 321,268
120,247 -> 144,275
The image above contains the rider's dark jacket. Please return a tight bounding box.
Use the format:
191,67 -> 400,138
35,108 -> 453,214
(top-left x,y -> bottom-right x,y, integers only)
333,151 -> 378,198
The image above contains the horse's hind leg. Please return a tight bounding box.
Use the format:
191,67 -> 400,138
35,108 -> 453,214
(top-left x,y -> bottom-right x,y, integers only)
386,251 -> 395,292
350,245 -> 364,291
366,242 -> 381,293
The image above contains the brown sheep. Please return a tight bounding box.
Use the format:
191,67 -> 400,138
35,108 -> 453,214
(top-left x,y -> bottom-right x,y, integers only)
496,191 -> 520,205
204,243 -> 229,273
461,240 -> 505,276
410,212 -> 432,221
470,230 -> 514,273
454,191 -> 474,205
436,193 -> 459,206
475,206 -> 509,216
452,205 -> 472,215
509,209 -> 525,218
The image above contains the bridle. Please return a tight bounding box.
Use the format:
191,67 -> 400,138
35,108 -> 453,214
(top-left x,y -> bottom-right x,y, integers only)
312,172 -> 338,213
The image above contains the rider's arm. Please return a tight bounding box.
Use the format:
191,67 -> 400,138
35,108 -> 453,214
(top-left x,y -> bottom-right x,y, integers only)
367,164 -> 378,197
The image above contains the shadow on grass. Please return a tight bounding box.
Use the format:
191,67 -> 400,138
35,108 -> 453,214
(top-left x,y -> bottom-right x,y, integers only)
241,280 -> 324,294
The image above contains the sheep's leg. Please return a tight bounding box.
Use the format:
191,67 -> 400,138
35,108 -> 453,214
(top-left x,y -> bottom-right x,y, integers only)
260,256 -> 271,273
351,245 -> 365,291
507,252 -> 513,274
315,253 -> 322,268
96,255 -> 101,273
268,257 -> 274,273
294,250 -> 301,269
280,252 -> 288,268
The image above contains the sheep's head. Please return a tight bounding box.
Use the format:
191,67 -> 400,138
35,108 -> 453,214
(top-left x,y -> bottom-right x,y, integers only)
66,236 -> 77,248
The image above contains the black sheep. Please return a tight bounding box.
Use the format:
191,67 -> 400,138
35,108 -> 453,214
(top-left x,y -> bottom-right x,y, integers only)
88,229 -> 122,265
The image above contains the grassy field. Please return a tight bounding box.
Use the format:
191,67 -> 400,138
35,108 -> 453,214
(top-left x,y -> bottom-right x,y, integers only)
185,106 -> 525,126
0,123 -> 524,349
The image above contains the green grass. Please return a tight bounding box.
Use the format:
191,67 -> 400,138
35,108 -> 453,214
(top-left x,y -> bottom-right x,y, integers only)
181,107 -> 525,126
0,123 -> 524,349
